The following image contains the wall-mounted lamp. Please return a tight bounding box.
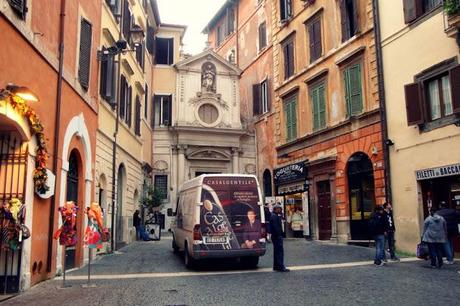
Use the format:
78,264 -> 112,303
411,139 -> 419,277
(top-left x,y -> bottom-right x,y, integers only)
97,25 -> 145,61
385,139 -> 394,146
0,83 -> 39,102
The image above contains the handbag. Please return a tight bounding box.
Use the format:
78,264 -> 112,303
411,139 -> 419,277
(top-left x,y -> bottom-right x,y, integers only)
416,241 -> 429,260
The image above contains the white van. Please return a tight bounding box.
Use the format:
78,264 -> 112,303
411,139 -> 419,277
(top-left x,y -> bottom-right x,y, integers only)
168,174 -> 267,268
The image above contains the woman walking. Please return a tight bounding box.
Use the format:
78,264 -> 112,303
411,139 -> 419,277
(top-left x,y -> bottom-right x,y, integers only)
422,208 -> 448,268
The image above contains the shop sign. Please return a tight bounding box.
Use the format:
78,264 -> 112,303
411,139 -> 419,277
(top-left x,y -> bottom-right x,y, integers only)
274,161 -> 308,186
415,163 -> 460,181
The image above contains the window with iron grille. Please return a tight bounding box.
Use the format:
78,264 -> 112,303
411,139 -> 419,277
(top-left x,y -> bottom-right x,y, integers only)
78,18 -> 92,91
154,175 -> 168,200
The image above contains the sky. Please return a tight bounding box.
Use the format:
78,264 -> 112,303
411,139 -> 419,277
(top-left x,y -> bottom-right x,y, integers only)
156,0 -> 226,55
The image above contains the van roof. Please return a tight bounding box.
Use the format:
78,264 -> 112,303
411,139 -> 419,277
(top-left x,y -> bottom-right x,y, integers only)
179,174 -> 258,192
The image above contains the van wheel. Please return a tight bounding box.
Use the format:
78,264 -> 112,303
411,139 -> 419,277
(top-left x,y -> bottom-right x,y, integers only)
184,243 -> 195,269
172,236 -> 179,254
241,256 -> 259,268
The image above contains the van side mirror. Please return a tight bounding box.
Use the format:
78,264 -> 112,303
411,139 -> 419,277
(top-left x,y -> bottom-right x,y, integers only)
167,208 -> 175,217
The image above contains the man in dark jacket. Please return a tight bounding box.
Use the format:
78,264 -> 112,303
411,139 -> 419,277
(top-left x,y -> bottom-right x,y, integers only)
383,203 -> 399,261
133,210 -> 141,240
270,204 -> 289,272
436,201 -> 460,264
370,205 -> 389,266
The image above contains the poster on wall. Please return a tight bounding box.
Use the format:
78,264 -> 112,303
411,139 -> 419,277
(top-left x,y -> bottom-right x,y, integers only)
302,191 -> 310,237
199,176 -> 264,251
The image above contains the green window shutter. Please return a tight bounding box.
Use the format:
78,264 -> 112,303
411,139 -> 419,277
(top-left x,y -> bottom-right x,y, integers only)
319,85 -> 326,129
284,98 -> 297,142
343,68 -> 351,118
349,64 -> 363,116
284,102 -> 290,141
311,88 -> 319,131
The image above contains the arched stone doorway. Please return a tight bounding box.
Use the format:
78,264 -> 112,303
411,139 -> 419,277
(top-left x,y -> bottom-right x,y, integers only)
65,149 -> 80,269
263,169 -> 273,197
116,164 -> 126,249
347,152 -> 375,240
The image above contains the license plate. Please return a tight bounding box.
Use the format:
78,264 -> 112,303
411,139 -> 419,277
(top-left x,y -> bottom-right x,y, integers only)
204,236 -> 228,244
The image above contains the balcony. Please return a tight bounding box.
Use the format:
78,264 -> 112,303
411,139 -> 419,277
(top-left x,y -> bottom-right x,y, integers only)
444,0 -> 460,38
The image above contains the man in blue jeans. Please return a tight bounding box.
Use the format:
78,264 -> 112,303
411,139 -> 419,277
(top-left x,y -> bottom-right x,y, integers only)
269,204 -> 289,272
370,205 -> 389,267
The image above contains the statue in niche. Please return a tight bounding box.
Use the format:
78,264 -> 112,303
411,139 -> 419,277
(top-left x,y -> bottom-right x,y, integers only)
201,62 -> 216,93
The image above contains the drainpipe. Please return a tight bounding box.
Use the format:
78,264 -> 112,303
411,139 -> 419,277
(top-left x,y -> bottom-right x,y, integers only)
47,0 -> 66,272
110,0 -> 124,253
372,0 -> 392,204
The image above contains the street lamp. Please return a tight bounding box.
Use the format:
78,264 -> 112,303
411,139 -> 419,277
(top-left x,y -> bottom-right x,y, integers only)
97,22 -> 144,252
0,83 -> 39,102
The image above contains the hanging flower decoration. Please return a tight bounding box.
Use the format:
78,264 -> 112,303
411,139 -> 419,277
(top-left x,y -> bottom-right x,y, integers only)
0,89 -> 50,194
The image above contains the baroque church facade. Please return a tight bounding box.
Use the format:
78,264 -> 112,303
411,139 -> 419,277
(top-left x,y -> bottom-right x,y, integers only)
152,50 -> 257,225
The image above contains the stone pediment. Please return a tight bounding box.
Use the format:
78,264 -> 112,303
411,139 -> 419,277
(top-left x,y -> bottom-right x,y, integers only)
187,148 -> 231,161
175,50 -> 242,76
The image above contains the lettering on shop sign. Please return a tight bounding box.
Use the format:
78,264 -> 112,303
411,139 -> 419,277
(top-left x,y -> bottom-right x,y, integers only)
415,163 -> 460,180
274,161 -> 308,186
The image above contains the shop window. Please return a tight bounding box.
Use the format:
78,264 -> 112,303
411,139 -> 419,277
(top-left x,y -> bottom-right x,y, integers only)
155,38 -> 174,65
153,95 -> 172,127
78,18 -> 92,91
307,16 -> 322,63
8,0 -> 28,20
283,94 -> 297,142
154,175 -> 168,200
404,58 -> 460,129
310,81 -> 327,131
99,46 -> 117,104
403,0 -> 442,24
283,37 -> 295,80
253,78 -> 271,116
343,62 -> 363,117
339,0 -> 359,42
280,0 -> 293,22
259,22 -> 267,51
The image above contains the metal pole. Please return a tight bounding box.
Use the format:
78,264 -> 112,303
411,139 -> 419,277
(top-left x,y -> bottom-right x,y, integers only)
110,0 -> 124,253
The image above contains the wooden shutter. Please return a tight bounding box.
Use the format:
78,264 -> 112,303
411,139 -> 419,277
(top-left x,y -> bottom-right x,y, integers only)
449,65 -> 460,114
314,20 -> 322,60
286,0 -> 292,19
135,96 -> 141,136
283,43 -> 289,79
253,84 -> 261,115
151,96 -> 156,127
144,84 -> 149,118
352,0 -> 359,35
267,79 -> 272,112
259,22 -> 267,50
404,82 -> 424,125
343,68 -> 351,117
340,0 -> 348,42
349,64 -> 363,115
319,85 -> 326,128
127,86 -> 132,127
163,95 -> 172,125
100,51 -> 114,100
99,47 -> 108,98
167,38 -> 174,65
403,0 -> 423,24
78,18 -> 92,90
9,0 -> 28,19
147,24 -> 155,54
119,76 -> 126,118
228,8 -> 235,34
122,0 -> 131,41
280,0 -> 286,21
311,88 -> 319,130
308,23 -> 315,63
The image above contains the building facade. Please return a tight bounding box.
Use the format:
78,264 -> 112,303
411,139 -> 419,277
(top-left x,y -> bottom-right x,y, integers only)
378,0 -> 460,254
270,0 -> 385,241
0,0 -> 100,292
96,0 -> 159,251
204,0 -> 278,216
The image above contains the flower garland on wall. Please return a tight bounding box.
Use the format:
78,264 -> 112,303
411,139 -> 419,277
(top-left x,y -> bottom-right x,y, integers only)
0,90 -> 50,194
